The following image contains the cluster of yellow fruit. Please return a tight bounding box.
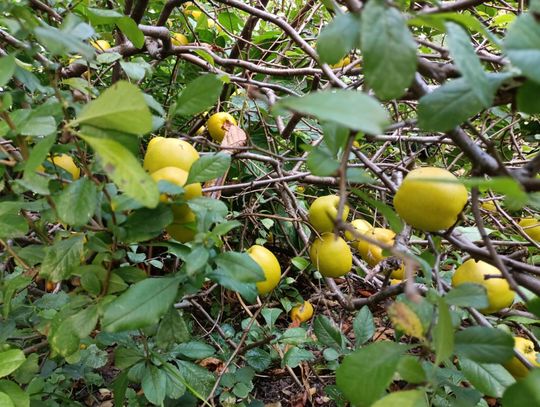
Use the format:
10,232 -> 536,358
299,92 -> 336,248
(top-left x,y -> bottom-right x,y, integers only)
143,137 -> 201,242
306,195 -> 402,280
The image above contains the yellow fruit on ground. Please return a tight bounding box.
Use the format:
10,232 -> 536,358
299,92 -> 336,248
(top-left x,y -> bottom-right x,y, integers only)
151,166 -> 188,202
171,32 -> 189,46
309,233 -> 352,278
48,154 -> 80,180
391,264 -> 405,279
290,300 -> 314,323
451,259 -> 515,314
91,39 -> 111,51
344,218 -> 372,248
519,218 -> 540,241
144,137 -> 200,173
206,112 -> 237,142
504,337 -> 540,378
393,167 -> 468,232
357,227 -> 395,267
247,245 -> 282,295
481,201 -> 497,212
331,56 -> 351,69
167,210 -> 197,243
308,195 -> 350,234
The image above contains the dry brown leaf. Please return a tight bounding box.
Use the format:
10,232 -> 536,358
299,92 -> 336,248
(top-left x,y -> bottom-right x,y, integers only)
221,122 -> 247,153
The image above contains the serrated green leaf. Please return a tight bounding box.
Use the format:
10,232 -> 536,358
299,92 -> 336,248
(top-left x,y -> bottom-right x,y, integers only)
142,365 -> 167,406
372,390 -> 427,407
176,74 -> 224,116
445,283 -> 489,308
316,13 -> 361,64
434,298 -> 454,364
102,277 -> 180,332
502,369 -> 540,407
353,306 -> 375,347
361,0 -> 417,99
0,350 -> 25,378
505,13 -> 540,83
455,327 -> 514,363
313,315 -> 347,350
116,17 -> 145,48
274,90 -> 389,135
56,178 -> 98,226
40,235 -> 84,282
74,81 -> 152,135
0,380 -> 29,407
186,152 -> 231,184
0,55 -> 16,87
460,358 -> 515,398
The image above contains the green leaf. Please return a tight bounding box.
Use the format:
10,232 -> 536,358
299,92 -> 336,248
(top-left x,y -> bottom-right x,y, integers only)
0,392 -> 14,407
0,380 -> 29,407
116,17 -> 145,48
445,22 -> 491,106
517,80 -> 540,114
209,252 -> 265,303
351,188 -> 403,233
0,55 -> 16,87
156,308 -> 191,349
396,356 -> 426,384
40,235 -> 84,282
313,315 -> 347,350
460,358 -> 515,398
316,13 -> 361,64
172,342 -> 215,360
23,133 -> 55,193
445,283 -> 489,308
78,128 -> 159,208
122,205 -> 174,243
74,81 -> 152,135
336,341 -> 408,407
245,348 -> 271,372
274,90 -> 389,135
418,75 -> 504,132
433,298 -> 454,364
455,327 -> 514,363
55,178 -> 98,226
87,7 -> 123,24
282,347 -> 315,369
0,207 -> 28,239
34,16 -> 95,60
306,146 -> 340,176
186,152 -> 231,184
505,13 -> 540,83
49,305 -> 99,357
142,365 -> 167,406
176,360 -> 216,400
361,0 -> 417,99
102,277 -> 180,332
353,306 -> 375,347
371,390 -> 427,407
175,74 -> 225,116
2,275 -> 32,319
502,369 -> 540,407
20,115 -> 56,137
0,350 -> 25,378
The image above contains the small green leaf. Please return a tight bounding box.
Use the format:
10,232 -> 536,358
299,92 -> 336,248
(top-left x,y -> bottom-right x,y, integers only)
172,342 -> 215,360
505,13 -> 540,83
306,145 -> 339,176
353,306 -> 375,347
282,347 -> 315,369
116,17 -> 145,48
316,13 -> 361,64
336,341 -> 408,407
122,205 -> 173,243
460,358 -> 515,398
445,283 -> 489,308
74,81 -> 152,135
102,277 -> 180,332
433,298 -> 454,364
517,80 -> 540,114
274,90 -> 389,135
40,235 -> 85,282
186,152 -> 231,184
445,22 -> 491,105
142,365 -> 167,406
361,0 -> 417,99
175,74 -> 225,116
455,327 -> 514,363
313,315 -> 347,350
56,178 -> 98,226
0,350 -> 25,378
0,55 -> 16,87
397,356 -> 426,384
